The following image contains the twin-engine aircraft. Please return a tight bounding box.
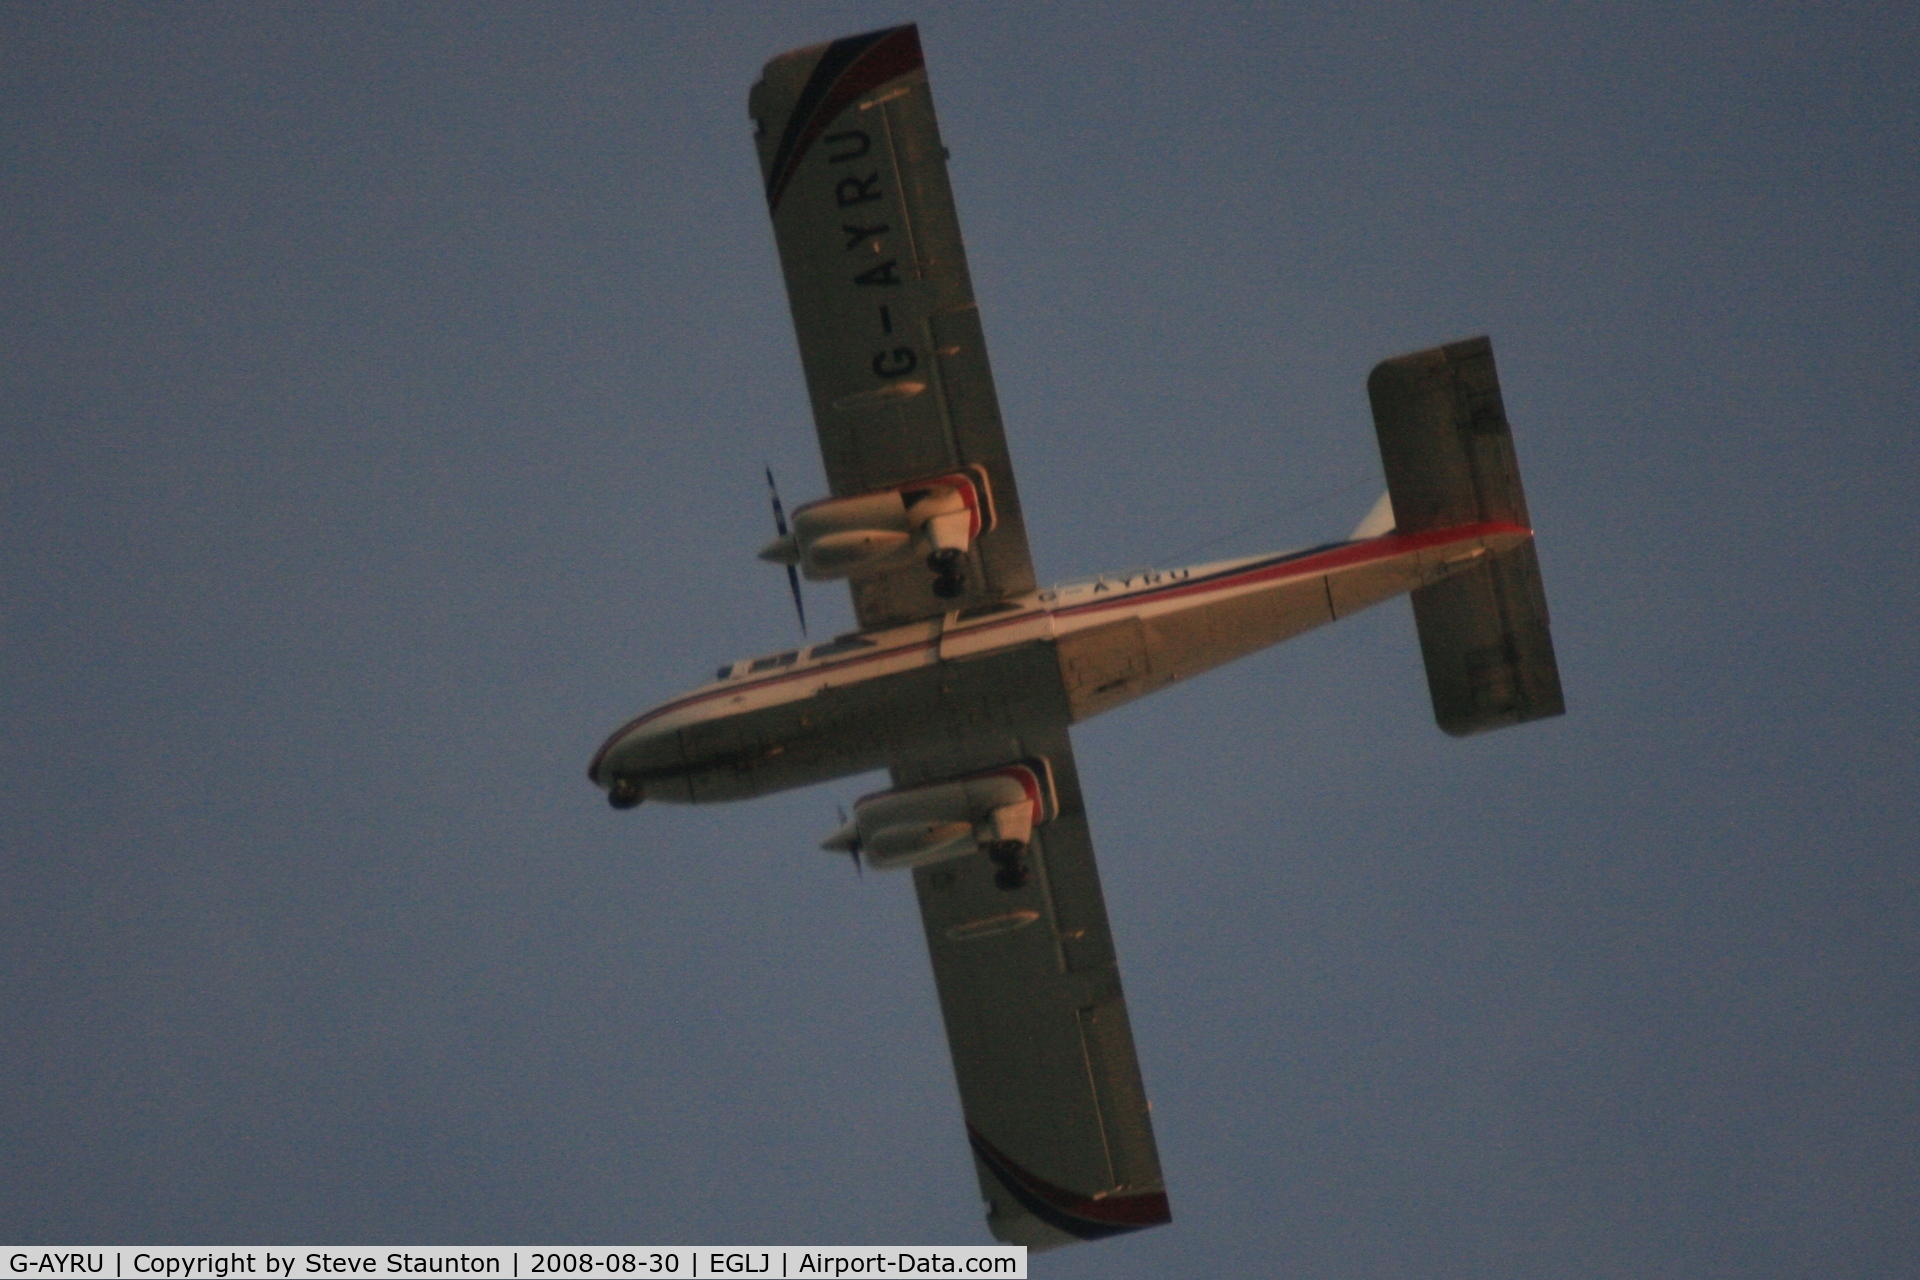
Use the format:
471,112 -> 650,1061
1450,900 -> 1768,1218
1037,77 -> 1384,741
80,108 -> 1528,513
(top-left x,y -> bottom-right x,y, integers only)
590,23 -> 1566,1251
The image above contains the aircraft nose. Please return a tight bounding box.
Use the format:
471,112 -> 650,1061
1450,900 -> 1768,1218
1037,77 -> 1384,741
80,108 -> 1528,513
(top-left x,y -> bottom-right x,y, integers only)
589,712 -> 690,802
588,723 -> 645,789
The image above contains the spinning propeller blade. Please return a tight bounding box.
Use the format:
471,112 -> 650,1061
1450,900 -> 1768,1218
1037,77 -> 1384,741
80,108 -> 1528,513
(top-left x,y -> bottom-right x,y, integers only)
837,803 -> 861,876
764,466 -> 807,635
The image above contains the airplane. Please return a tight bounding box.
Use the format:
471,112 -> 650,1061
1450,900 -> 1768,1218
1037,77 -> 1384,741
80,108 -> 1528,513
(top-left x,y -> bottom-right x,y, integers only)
589,22 -> 1565,1251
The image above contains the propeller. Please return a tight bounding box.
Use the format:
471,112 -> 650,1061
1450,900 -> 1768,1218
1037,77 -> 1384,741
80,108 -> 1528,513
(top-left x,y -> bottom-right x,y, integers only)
764,466 -> 807,635
823,803 -> 863,876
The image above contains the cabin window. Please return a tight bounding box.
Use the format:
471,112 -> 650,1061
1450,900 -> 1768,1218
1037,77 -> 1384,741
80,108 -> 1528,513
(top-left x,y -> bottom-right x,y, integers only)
808,635 -> 877,660
715,665 -> 734,681
748,650 -> 799,673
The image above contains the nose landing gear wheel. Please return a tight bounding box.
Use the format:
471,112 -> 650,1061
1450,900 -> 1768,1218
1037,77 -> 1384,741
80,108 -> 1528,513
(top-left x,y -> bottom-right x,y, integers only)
986,839 -> 1029,891
607,779 -> 643,810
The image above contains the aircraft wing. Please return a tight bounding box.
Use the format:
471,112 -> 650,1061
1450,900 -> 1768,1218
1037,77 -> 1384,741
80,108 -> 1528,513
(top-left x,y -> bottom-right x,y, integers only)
749,25 -> 1037,630
885,647 -> 1170,1249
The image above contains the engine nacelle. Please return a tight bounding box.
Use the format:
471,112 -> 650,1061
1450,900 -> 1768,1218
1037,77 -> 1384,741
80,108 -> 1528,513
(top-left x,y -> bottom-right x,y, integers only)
760,468 -> 994,582
821,760 -> 1056,873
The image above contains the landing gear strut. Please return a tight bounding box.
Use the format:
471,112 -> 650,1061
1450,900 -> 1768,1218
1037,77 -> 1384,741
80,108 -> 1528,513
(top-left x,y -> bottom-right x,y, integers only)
929,548 -> 966,599
987,839 -> 1029,891
607,778 -> 643,810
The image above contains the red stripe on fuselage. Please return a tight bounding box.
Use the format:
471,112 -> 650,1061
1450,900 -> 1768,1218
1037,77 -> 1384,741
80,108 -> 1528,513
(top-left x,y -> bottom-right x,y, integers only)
1048,520 -> 1524,621
586,636 -> 916,782
587,523 -> 1524,782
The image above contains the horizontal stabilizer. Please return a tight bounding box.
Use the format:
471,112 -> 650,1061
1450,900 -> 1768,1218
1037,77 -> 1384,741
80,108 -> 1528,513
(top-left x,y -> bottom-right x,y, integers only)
1410,545 -> 1566,735
1368,335 -> 1530,533
1367,337 -> 1566,735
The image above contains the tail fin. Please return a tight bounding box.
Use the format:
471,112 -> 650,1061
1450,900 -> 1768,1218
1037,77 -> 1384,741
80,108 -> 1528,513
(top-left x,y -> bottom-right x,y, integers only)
1367,337 -> 1566,736
1350,490 -> 1396,540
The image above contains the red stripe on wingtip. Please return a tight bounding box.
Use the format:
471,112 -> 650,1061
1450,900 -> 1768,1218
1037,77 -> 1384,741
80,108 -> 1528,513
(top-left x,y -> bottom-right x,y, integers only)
968,1124 -> 1172,1230
766,25 -> 924,213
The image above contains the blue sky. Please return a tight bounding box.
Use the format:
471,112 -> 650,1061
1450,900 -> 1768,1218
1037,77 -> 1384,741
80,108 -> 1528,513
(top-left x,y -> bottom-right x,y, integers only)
4,4 -> 1916,1275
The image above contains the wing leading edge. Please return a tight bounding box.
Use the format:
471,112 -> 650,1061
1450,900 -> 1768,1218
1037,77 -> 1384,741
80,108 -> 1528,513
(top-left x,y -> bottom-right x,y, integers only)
749,25 -> 1037,630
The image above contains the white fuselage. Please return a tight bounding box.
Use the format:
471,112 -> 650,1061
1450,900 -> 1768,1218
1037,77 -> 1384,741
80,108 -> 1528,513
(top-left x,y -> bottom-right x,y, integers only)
588,522 -> 1532,803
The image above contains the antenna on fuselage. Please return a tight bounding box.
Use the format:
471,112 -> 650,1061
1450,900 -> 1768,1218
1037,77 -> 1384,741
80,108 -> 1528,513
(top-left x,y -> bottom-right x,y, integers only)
764,465 -> 808,636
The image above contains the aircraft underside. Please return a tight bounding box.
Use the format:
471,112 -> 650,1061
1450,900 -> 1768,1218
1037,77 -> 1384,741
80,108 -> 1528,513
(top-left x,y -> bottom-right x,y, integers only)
590,20 -> 1566,1251
593,517 -> 1532,809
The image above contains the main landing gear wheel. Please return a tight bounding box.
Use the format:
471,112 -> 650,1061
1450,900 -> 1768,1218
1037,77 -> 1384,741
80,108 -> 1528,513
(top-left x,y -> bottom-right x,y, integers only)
987,839 -> 1029,891
606,778 -> 643,810
929,548 -> 965,600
